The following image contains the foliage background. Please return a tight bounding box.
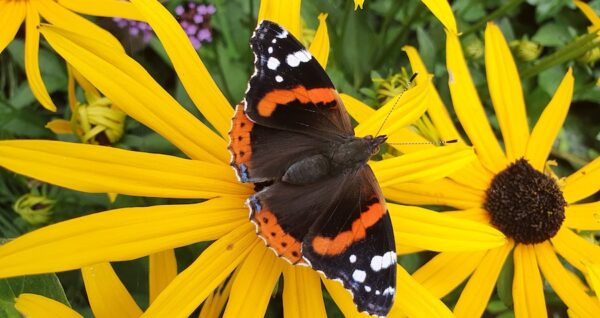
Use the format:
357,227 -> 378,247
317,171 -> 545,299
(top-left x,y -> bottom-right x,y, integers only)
0,0 -> 598,317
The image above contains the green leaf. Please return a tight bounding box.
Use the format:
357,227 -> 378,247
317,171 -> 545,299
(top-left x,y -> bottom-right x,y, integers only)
532,22 -> 572,47
496,250 -> 514,308
416,27 -> 435,71
0,241 -> 70,318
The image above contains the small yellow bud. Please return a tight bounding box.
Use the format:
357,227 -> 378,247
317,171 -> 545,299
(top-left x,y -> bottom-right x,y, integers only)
463,35 -> 484,60
73,94 -> 126,145
510,38 -> 543,62
13,194 -> 55,225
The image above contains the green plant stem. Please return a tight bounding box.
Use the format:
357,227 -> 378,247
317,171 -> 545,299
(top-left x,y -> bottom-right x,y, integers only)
462,0 -> 526,35
520,32 -> 600,79
373,1 -> 421,69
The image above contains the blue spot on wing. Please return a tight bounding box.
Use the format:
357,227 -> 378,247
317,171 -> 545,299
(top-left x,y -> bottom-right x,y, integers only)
239,163 -> 250,182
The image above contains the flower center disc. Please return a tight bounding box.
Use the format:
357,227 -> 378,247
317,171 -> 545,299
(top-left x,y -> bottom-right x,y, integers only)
484,158 -> 566,244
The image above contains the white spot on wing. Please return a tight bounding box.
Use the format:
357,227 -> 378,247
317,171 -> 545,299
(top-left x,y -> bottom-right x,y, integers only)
349,254 -> 357,263
275,75 -> 283,82
267,57 -> 280,70
276,30 -> 288,38
268,47 -> 273,54
370,251 -> 396,272
272,38 -> 277,43
382,287 -> 395,296
286,50 -> 312,67
352,269 -> 366,283
370,256 -> 383,272
364,285 -> 371,292
375,290 -> 381,295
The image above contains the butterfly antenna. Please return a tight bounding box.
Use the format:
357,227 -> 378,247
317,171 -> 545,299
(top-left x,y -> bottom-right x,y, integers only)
374,73 -> 418,137
388,139 -> 458,146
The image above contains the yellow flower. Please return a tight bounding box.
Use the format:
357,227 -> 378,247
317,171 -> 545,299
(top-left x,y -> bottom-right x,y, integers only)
0,0 -> 503,316
0,0 -> 142,111
397,22 -> 600,317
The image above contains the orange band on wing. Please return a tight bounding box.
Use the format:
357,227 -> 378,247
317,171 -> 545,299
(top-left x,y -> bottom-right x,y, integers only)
257,86 -> 336,117
312,202 -> 385,256
228,103 -> 254,168
253,208 -> 304,264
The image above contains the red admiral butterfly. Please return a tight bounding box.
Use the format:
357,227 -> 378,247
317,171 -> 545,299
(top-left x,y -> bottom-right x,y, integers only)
228,20 -> 396,317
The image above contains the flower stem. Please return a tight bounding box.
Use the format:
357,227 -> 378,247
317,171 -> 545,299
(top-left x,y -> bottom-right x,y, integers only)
462,0 -> 526,35
520,32 -> 600,79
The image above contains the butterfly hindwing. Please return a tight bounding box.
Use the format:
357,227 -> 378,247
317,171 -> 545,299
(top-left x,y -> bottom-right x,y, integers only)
303,166 -> 397,317
248,175 -> 347,264
245,20 -> 353,136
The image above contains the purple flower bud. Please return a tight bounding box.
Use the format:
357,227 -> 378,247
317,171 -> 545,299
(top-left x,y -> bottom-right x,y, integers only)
175,5 -> 184,15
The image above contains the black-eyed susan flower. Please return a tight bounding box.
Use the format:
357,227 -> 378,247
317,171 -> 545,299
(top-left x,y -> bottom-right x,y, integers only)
0,0 -> 143,111
392,19 -> 600,318
0,0 -> 504,317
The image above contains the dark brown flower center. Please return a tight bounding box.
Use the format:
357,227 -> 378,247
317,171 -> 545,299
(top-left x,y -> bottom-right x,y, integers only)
484,158 -> 566,244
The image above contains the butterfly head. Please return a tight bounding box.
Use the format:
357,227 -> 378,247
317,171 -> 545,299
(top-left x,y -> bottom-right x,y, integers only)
364,134 -> 388,156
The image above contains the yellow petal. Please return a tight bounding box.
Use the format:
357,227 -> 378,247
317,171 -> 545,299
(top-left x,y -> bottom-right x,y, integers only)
586,263 -> 600,298
574,0 -> 600,31
444,208 -> 491,224
0,197 -> 247,278
355,76 -> 431,137
513,244 -> 547,318
354,0 -> 365,10
57,0 -> 144,20
389,265 -> 453,318
24,4 -> 56,111
383,178 -> 484,210
389,204 -> 506,251
535,242 -> 600,317
37,0 -> 122,51
0,0 -> 25,53
447,159 -> 494,190
143,224 -> 257,318
551,227 -> 600,272
39,25 -> 229,163
564,201 -> 600,230
453,241 -> 514,318
82,263 -> 143,318
309,13 -> 330,68
258,0 -> 302,39
223,244 -> 283,317
525,68 -> 574,170
562,156 -> 600,203
446,29 -> 508,172
341,93 -> 375,123
199,269 -> 236,318
371,145 -> 476,187
45,119 -> 74,134
149,249 -> 178,303
403,45 -> 462,142
386,128 -> 433,154
485,22 -> 529,161
283,266 -> 327,318
130,0 -> 233,138
412,251 -> 486,298
15,293 -> 82,318
420,0 -> 458,34
323,277 -> 371,318
0,140 -> 249,198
